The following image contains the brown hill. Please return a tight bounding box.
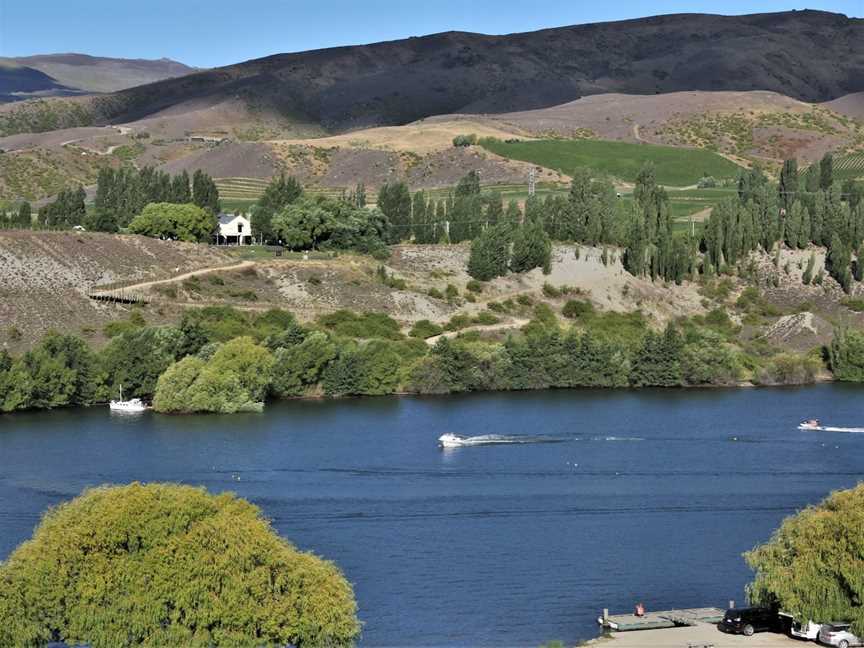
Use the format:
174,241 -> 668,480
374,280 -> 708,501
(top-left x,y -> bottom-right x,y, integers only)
825,92 -> 864,120
2,10 -> 863,137
0,54 -> 195,101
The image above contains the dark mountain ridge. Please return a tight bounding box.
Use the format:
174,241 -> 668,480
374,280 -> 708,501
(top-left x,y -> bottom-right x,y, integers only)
4,10 -> 864,135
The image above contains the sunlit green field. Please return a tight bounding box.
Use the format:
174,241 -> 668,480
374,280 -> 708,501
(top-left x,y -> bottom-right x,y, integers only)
480,138 -> 743,186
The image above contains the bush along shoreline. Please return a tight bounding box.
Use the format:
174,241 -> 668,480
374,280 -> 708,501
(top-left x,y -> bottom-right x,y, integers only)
0,301 -> 855,416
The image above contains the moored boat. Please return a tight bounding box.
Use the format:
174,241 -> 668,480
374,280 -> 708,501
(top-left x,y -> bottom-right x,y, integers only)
109,385 -> 149,413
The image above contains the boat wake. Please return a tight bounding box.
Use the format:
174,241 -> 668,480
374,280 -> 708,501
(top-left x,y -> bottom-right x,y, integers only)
802,425 -> 864,433
438,433 -> 565,448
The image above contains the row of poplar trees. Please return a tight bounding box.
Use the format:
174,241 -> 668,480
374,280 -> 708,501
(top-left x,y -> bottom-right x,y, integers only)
12,168 -> 222,232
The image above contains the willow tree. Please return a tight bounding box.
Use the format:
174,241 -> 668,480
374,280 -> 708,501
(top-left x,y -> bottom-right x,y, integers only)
0,483 -> 361,648
745,483 -> 864,635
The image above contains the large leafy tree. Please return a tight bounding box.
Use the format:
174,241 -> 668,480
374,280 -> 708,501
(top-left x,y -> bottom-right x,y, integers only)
253,174 -> 303,242
99,326 -> 187,399
746,483 -> 864,636
272,195 -> 387,253
153,337 -> 274,413
2,333 -> 97,412
129,202 -> 217,242
829,328 -> 864,382
0,483 -> 360,648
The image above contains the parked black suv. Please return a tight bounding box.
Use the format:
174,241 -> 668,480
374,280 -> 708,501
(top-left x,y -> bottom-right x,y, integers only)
717,607 -> 779,636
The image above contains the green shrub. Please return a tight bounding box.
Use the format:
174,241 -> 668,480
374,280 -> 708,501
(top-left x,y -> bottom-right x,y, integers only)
409,320 -> 444,339
466,279 -> 484,293
542,282 -> 561,298
473,311 -> 500,326
841,298 -> 864,312
317,310 -> 403,340
427,287 -> 444,299
0,483 -> 360,648
102,311 -> 146,338
516,294 -> 533,306
445,284 -> 459,300
562,299 -> 595,319
452,133 -> 478,147
444,314 -> 473,331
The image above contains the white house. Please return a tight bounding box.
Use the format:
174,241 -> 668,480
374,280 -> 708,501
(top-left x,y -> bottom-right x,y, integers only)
216,213 -> 252,245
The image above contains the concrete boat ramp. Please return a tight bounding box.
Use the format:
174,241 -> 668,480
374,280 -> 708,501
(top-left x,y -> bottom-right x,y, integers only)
598,607 -> 726,631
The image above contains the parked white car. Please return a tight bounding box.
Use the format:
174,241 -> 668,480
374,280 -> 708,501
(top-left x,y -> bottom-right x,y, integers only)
790,619 -> 821,640
779,612 -> 821,640
818,623 -> 863,648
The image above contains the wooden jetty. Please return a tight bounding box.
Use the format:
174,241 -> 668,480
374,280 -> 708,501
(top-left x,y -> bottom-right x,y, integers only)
598,607 -> 726,632
87,288 -> 150,305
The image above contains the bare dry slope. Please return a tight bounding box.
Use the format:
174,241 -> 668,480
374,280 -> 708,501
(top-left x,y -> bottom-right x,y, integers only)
0,231 -> 232,347
2,10 -> 862,137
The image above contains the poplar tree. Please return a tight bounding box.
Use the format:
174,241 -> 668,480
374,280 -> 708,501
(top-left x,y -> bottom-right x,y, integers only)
510,219 -> 551,274
467,222 -> 512,280
15,201 -> 31,228
377,181 -> 412,244
819,152 -> 834,190
778,159 -> 798,212
192,170 -> 220,214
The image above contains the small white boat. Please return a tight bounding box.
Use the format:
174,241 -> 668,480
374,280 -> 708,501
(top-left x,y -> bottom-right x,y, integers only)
109,385 -> 148,413
798,419 -> 823,430
438,433 -> 466,448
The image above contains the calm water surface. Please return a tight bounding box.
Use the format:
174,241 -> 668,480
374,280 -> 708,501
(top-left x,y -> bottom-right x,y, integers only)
2,385 -> 864,646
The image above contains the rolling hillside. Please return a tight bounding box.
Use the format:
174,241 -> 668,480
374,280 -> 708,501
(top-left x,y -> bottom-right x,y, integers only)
1,10 -> 863,137
0,54 -> 195,101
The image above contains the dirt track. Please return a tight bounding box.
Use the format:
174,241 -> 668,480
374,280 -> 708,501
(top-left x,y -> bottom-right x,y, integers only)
588,624 -> 800,647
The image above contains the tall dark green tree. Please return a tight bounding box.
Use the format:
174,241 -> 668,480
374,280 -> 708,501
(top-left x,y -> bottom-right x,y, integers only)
377,181 -> 412,244
629,324 -> 683,387
192,170 -> 220,214
510,219 -> 551,274
819,152 -> 834,190
15,201 -> 31,228
778,158 -> 798,213
467,222 -> 512,280
170,170 -> 192,203
826,232 -> 852,293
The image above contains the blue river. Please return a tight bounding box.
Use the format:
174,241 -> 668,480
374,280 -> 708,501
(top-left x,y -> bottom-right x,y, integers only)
1,384 -> 863,646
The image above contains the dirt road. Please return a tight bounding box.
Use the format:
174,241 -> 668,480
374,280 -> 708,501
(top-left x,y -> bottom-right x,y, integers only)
587,624 -> 800,647
94,260 -> 256,296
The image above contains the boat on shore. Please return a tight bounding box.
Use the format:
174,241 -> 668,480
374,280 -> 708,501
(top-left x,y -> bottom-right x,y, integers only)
109,385 -> 149,413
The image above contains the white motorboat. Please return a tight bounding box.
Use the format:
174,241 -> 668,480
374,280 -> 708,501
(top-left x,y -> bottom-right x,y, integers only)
109,385 -> 148,413
438,433 -> 466,448
798,419 -> 823,430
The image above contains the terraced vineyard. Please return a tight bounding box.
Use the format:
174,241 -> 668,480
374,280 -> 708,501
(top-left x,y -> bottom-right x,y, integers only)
216,177 -> 350,210
834,153 -> 864,181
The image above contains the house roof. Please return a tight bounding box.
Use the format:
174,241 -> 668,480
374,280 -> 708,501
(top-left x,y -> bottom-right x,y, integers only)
217,213 -> 249,226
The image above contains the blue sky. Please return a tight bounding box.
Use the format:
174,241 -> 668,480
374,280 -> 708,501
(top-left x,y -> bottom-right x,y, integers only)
0,0 -> 860,68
